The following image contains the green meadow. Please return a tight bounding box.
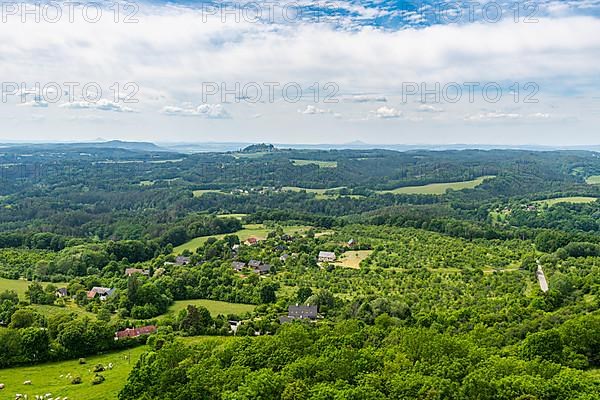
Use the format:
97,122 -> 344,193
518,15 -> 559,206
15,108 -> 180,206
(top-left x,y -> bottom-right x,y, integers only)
166,299 -> 255,317
291,159 -> 337,168
0,278 -> 68,300
377,176 -> 496,195
534,196 -> 598,206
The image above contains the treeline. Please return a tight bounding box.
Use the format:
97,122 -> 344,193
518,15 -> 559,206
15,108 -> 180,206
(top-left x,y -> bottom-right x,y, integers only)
0,295 -> 145,368
119,318 -> 600,400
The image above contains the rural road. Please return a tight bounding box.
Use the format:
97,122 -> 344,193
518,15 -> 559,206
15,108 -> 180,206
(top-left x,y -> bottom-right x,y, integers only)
536,259 -> 549,293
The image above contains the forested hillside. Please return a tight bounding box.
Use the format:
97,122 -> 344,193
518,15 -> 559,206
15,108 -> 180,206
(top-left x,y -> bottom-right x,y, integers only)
1,144 -> 600,399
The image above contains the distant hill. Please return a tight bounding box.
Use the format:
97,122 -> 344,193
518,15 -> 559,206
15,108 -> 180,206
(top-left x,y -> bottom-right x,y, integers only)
86,140 -> 167,152
242,143 -> 277,153
0,140 -> 168,153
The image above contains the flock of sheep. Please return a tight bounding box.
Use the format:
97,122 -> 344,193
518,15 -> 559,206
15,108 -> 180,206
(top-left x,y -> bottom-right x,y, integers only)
0,361 -> 115,399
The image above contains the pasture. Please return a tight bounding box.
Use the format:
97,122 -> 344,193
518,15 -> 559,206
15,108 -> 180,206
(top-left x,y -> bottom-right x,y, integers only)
333,250 -> 373,269
377,176 -> 496,195
173,224 -> 310,253
291,159 -> 337,168
535,196 -> 598,206
166,299 -> 256,317
0,346 -> 148,400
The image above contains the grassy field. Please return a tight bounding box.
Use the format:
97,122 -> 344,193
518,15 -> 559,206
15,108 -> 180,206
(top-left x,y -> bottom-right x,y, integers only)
0,346 -> 148,400
173,224 -> 310,253
193,189 -> 226,197
30,304 -> 99,320
0,278 -> 68,300
585,175 -> 600,185
216,213 -> 247,220
535,197 -> 598,206
377,176 -> 496,195
291,159 -> 337,168
166,299 -> 255,317
333,250 -> 373,269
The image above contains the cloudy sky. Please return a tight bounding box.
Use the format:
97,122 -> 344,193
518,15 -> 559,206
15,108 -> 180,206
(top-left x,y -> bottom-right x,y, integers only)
1,0 -> 599,145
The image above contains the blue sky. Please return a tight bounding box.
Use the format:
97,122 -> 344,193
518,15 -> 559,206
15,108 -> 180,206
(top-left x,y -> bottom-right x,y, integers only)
0,0 -> 599,145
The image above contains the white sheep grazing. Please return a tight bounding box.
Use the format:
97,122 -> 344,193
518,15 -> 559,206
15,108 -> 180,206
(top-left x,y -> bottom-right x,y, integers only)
44,394 -> 52,399
0,383 -> 4,389
23,381 -> 32,385
15,395 -> 23,400
108,363 -> 113,369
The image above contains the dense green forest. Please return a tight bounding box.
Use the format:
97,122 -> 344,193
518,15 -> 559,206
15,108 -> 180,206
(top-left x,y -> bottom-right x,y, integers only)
1,143 -> 600,399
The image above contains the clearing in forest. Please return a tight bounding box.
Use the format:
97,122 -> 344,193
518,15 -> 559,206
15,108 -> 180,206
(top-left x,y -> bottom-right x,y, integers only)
377,176 -> 496,195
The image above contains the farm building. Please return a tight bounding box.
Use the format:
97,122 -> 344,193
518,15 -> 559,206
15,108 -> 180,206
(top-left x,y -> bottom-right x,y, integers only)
125,268 -> 150,277
87,287 -> 115,300
55,288 -> 68,298
318,251 -> 336,262
175,256 -> 191,265
115,325 -> 157,340
280,304 -> 319,323
232,261 -> 246,272
254,264 -> 271,274
245,237 -> 259,246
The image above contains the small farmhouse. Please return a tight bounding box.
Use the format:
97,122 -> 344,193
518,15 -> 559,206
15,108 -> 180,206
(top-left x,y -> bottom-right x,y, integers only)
87,287 -> 115,301
125,268 -> 149,277
232,261 -> 246,272
280,304 -> 319,323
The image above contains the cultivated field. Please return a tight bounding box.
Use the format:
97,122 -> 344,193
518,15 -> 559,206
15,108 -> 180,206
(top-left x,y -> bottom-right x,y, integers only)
0,346 -> 148,400
333,250 -> 373,269
291,159 -> 337,168
535,196 -> 598,206
166,299 -> 256,317
173,224 -> 311,253
377,176 -> 496,195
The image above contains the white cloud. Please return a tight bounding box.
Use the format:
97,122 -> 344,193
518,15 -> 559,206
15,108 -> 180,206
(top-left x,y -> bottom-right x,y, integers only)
161,104 -> 230,119
344,94 -> 388,103
373,106 -> 403,119
417,104 -> 443,113
299,105 -> 330,114
59,99 -> 135,113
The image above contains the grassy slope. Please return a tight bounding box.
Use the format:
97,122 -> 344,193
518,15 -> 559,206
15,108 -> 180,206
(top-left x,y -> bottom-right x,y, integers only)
173,224 -> 310,253
0,346 -> 148,400
166,299 -> 255,317
377,176 -> 496,195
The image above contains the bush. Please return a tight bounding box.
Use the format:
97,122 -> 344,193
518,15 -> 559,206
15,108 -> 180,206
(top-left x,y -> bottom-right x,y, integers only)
92,374 -> 105,385
79,358 -> 86,364
71,376 -> 82,385
93,364 -> 105,372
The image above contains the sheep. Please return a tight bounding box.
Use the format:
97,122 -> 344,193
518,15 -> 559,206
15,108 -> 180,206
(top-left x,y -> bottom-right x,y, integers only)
15,394 -> 23,400
44,394 -> 52,399
23,380 -> 32,385
0,383 -> 4,389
